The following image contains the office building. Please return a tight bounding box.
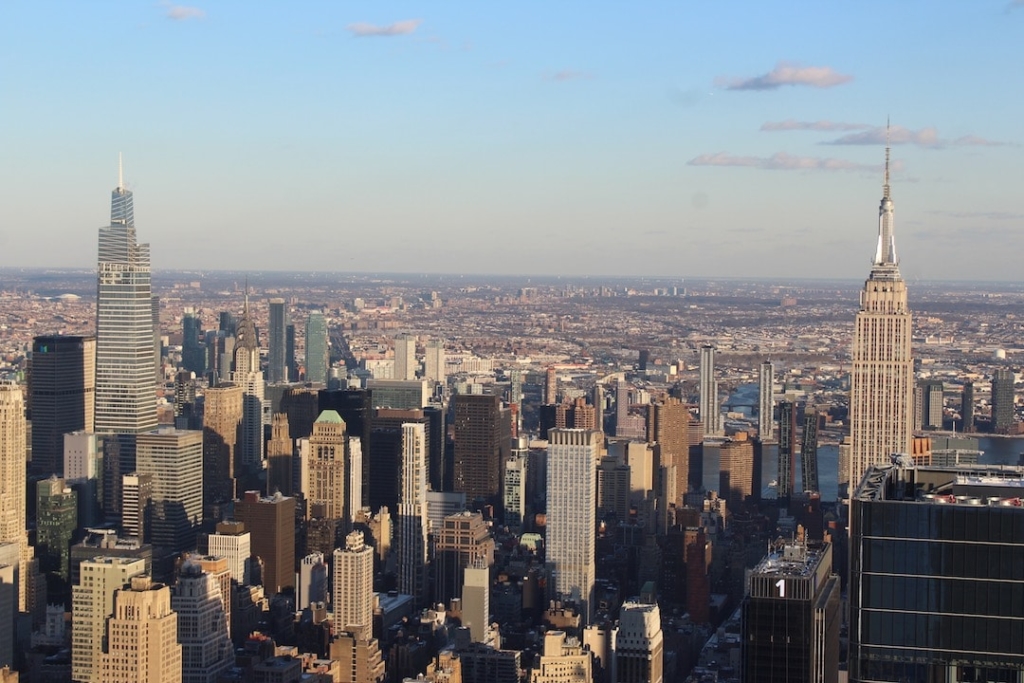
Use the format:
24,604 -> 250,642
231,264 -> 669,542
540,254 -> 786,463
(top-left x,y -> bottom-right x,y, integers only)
0,383 -> 32,612
172,558 -> 233,683
202,383 -> 243,509
462,564 -> 490,644
306,410 -> 361,527
849,463 -> 1024,681
546,429 -> 600,625
267,298 -> 288,384
330,628 -> 386,683
36,476 -> 78,587
182,308 -> 206,376
366,379 -> 429,411
699,345 -> 720,436
95,160 -> 158,435
121,472 -> 152,540
452,394 -> 511,508
266,413 -> 294,496
394,333 -> 417,381
29,335 -> 95,477
305,311 -> 329,385
72,556 -> 148,683
99,575 -> 181,683
173,370 -> 198,429
332,530 -> 373,635
285,324 -> 297,381
0,564 -> 12,670
503,444 -> 528,533
136,428 -> 203,556
719,434 -> 755,509
916,380 -> 945,430
758,359 -> 774,441
424,339 -> 446,385
235,491 -> 295,596
961,381 -> 975,432
848,142 -> 914,486
613,595 -> 663,683
434,511 -> 494,608
207,520 -> 251,586
991,369 -> 1015,433
396,423 -> 428,605
646,399 -> 693,504
231,299 -> 266,475
532,630 -> 593,683
297,552 -> 327,611
742,541 -> 840,683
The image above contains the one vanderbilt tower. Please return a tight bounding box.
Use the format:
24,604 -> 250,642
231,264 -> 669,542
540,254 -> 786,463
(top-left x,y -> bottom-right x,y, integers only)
848,136 -> 913,488
95,156 -> 158,434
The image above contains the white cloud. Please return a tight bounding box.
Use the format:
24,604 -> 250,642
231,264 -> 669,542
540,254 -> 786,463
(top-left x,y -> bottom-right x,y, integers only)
545,69 -> 592,82
761,119 -> 871,132
717,62 -> 853,91
688,151 -> 878,172
346,19 -> 422,37
165,4 -> 205,20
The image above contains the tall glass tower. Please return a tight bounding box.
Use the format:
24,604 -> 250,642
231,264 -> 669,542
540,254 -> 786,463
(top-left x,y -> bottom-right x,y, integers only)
305,311 -> 328,385
95,157 -> 157,434
848,138 -> 913,487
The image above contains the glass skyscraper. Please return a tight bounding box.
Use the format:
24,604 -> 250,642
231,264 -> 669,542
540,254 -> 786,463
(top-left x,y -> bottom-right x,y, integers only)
95,160 -> 157,434
305,311 -> 328,385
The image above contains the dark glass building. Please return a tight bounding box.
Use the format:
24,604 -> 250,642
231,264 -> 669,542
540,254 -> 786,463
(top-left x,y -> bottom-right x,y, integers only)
741,540 -> 840,683
850,463 -> 1024,681
452,394 -> 512,511
991,369 -> 1015,434
29,335 -> 95,477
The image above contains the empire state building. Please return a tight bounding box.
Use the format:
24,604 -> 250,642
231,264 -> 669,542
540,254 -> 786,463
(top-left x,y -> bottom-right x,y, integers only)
848,141 -> 914,487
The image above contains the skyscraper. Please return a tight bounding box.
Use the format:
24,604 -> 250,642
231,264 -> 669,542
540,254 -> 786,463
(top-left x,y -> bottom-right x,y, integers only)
546,429 -> 600,625
231,297 -> 266,477
267,298 -> 288,384
202,383 -> 243,510
29,335 -> 95,477
961,380 -> 975,432
394,334 -> 417,381
613,595 -> 664,683
424,339 -> 446,385
172,559 -> 233,683
100,576 -> 181,683
95,158 -> 158,435
990,368 -> 1015,433
305,311 -> 329,385
742,541 -> 840,683
396,423 -> 428,606
849,463 -> 1024,681
0,383 -> 32,612
72,556 -> 148,683
235,491 -> 295,596
848,140 -> 913,486
778,401 -> 797,499
758,360 -> 774,441
306,410 -> 360,527
136,428 -> 203,559
699,345 -> 720,437
452,394 -> 511,508
36,476 -> 77,590
181,308 -> 206,376
800,407 -> 820,494
646,400 -> 693,504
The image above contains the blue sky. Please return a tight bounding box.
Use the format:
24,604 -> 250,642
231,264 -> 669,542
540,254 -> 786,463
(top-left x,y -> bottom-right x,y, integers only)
2,1 -> 1022,280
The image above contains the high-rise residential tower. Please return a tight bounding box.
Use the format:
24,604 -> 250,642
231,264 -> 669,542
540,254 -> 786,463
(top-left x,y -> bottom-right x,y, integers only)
305,311 -> 329,385
699,345 -> 720,437
758,360 -> 774,441
29,335 -> 95,477
990,369 -> 1015,433
267,298 -> 288,384
848,140 -> 914,486
333,530 -> 373,635
423,339 -> 446,385
72,556 -> 148,683
396,423 -> 428,606
95,158 -> 158,435
546,429 -> 600,625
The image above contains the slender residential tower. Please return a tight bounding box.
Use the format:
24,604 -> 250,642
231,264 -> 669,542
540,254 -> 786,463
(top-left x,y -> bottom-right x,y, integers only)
95,156 -> 158,434
758,360 -> 774,441
699,345 -> 720,437
848,134 -> 913,488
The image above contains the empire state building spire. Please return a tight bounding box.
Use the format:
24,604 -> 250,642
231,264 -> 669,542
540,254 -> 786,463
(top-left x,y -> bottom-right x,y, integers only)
873,124 -> 898,268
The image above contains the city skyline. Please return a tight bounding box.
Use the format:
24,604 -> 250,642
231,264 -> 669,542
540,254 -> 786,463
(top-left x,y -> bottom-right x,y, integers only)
2,2 -> 1023,280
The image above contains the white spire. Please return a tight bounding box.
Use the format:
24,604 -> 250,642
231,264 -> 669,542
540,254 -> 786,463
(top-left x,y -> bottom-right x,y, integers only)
118,152 -> 124,191
873,120 -> 897,267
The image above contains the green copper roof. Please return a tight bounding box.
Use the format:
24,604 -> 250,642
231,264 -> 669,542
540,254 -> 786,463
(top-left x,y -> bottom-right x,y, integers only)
315,410 -> 345,424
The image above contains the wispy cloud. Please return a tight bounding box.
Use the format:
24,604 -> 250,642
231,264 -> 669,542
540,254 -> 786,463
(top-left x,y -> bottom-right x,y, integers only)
826,125 -> 1013,148
346,19 -> 422,37
165,4 -> 205,20
688,151 -> 878,172
762,119 -> 871,132
717,62 -> 852,91
929,210 -> 1024,221
545,69 -> 591,82
1007,0 -> 1024,11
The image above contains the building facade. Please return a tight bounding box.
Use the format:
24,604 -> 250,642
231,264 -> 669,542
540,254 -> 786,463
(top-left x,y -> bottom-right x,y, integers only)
29,335 -> 95,477
848,145 -> 914,487
699,345 -> 720,437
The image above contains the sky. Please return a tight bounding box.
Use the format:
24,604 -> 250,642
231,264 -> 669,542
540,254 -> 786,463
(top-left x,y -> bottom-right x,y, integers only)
1,1 -> 1022,280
